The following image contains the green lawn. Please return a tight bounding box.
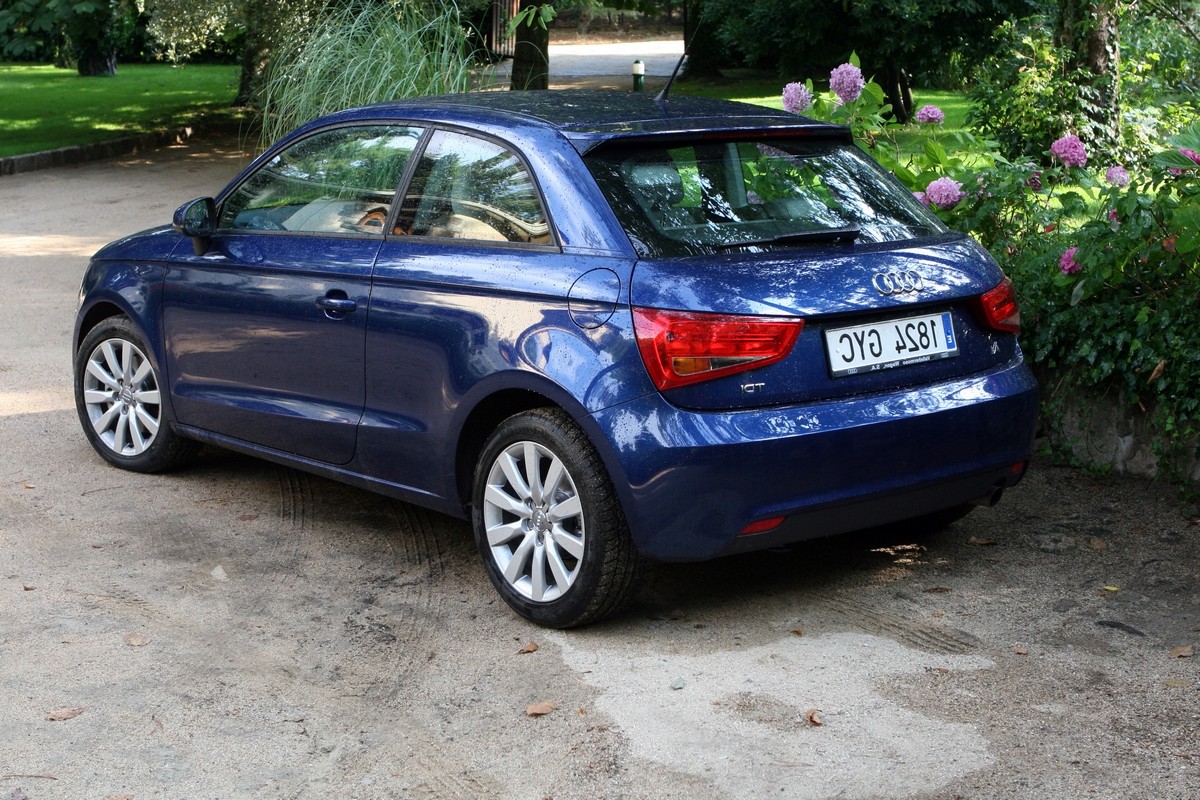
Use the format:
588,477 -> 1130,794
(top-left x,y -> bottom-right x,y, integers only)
0,63 -> 239,157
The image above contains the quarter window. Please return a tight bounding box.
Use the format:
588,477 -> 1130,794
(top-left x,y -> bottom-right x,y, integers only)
219,125 -> 425,234
395,130 -> 552,245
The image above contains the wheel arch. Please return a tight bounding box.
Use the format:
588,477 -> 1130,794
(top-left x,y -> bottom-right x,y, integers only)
74,300 -> 129,353
453,388 -> 560,509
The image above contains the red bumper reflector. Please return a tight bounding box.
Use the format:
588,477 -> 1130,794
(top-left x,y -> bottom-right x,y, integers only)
739,516 -> 786,536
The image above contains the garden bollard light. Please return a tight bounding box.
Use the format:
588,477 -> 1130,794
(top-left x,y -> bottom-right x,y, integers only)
632,59 -> 645,92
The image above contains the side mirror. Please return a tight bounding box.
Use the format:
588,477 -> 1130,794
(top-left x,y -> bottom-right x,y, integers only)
173,197 -> 216,256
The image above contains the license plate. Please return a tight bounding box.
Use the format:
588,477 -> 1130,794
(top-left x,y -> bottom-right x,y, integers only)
825,311 -> 958,377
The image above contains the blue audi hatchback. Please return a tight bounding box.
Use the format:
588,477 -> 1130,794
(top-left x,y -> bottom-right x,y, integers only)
74,91 -> 1037,627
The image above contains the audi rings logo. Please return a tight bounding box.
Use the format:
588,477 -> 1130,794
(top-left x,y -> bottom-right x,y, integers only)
872,270 -> 925,295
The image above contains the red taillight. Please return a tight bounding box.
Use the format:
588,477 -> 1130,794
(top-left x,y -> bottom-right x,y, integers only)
632,307 -> 804,391
976,277 -> 1021,334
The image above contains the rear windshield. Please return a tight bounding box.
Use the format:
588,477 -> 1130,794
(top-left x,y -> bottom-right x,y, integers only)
585,137 -> 948,257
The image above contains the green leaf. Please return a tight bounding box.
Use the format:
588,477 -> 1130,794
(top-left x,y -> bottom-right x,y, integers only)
923,139 -> 948,167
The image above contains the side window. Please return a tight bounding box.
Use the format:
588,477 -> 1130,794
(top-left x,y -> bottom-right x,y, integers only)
396,129 -> 552,245
219,125 -> 424,234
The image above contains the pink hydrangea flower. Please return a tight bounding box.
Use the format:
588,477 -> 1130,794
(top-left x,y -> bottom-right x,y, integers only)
913,191 -> 929,208
925,177 -> 965,209
915,105 -> 944,125
782,82 -> 813,114
1059,247 -> 1082,275
1050,134 -> 1087,167
829,63 -> 865,105
1105,166 -> 1130,187
1181,148 -> 1200,165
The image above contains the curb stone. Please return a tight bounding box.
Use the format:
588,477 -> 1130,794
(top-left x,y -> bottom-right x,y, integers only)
0,121 -> 248,176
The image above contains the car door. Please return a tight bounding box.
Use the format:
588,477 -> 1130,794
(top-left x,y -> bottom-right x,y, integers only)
359,127 -> 570,496
163,124 -> 425,464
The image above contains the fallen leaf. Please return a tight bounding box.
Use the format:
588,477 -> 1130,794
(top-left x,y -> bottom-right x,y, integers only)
1103,585 -> 1120,592
1089,538 -> 1108,550
517,642 -> 539,655
923,586 -> 952,594
22,585 -> 35,592
46,707 -> 86,722
22,482 -> 34,490
966,536 -> 997,547
124,634 -> 150,647
1163,678 -> 1193,688
1148,359 -> 1167,383
791,627 -> 804,637
236,514 -> 259,522
525,701 -> 555,717
804,708 -> 823,727
1170,645 -> 1194,659
1012,644 -> 1029,656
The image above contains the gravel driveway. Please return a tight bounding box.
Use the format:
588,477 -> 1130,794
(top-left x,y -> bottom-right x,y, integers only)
1,132 -> 1197,800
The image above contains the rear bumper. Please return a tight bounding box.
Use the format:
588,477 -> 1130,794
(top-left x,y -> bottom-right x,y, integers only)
590,358 -> 1038,561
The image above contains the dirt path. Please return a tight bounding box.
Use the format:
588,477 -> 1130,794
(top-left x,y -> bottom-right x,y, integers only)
0,133 -> 1197,800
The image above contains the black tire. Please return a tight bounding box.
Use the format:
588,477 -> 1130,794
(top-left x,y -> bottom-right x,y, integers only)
471,408 -> 640,628
74,316 -> 199,473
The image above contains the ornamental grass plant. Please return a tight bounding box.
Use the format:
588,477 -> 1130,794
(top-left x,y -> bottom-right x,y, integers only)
257,0 -> 482,147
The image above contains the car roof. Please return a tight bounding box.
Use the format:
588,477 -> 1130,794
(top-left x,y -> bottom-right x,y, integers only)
343,90 -> 850,152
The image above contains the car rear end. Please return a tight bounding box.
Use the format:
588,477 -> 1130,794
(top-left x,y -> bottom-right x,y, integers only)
580,127 -> 1038,561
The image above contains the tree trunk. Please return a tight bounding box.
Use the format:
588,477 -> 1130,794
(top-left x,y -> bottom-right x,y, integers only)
510,0 -> 550,90
67,3 -> 118,76
882,61 -> 913,124
1057,0 -> 1121,158
680,0 -> 723,78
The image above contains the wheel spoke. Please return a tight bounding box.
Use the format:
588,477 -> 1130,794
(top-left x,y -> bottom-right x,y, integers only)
541,457 -> 567,504
130,358 -> 153,387
529,541 -> 548,601
92,403 -> 121,436
522,441 -> 544,504
547,494 -> 581,523
485,483 -> 527,517
86,359 -> 121,392
545,538 -> 574,589
549,526 -> 585,560
486,519 -> 524,547
133,405 -> 160,439
133,387 -> 160,406
83,388 -> 116,405
503,533 -> 537,585
100,341 -> 124,382
112,410 -> 130,453
497,451 -> 532,502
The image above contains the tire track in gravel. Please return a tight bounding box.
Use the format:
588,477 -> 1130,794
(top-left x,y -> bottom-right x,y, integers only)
269,467 -> 503,799
814,593 -> 982,654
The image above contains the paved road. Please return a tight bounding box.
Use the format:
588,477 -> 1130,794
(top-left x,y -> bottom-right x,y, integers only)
0,131 -> 1197,800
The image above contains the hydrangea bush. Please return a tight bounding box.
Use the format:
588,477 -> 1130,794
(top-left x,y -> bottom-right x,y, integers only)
782,65 -> 1200,495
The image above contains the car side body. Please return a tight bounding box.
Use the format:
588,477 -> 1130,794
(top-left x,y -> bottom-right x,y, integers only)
74,91 -> 1038,626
